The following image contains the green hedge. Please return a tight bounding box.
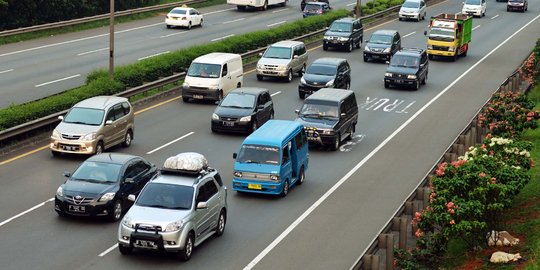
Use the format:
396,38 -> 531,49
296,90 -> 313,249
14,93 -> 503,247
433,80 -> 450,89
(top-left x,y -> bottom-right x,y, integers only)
0,10 -> 349,131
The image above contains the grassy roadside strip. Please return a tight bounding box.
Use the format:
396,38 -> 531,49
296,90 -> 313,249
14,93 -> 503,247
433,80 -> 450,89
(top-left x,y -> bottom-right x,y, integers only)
0,0 -> 226,46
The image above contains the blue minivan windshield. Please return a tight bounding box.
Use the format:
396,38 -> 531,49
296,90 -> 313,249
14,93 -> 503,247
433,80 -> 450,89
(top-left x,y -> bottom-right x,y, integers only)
237,145 -> 280,165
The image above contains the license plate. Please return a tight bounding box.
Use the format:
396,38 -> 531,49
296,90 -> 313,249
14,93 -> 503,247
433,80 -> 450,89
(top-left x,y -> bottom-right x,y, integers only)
372,55 -> 379,59
62,145 -> 75,151
134,240 -> 157,249
68,205 -> 85,212
248,183 -> 262,190
193,95 -> 204,99
223,121 -> 234,127
395,79 -> 403,83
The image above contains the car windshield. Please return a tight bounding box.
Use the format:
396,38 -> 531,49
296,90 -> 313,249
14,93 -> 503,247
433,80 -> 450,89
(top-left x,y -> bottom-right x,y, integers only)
187,63 -> 221,78
390,55 -> 420,68
237,145 -> 280,165
305,4 -> 322,11
306,64 -> 336,76
464,0 -> 481,5
263,46 -> 292,59
300,101 -> 339,119
508,0 -> 523,2
169,9 -> 187,15
428,28 -> 455,41
220,93 -> 255,109
368,34 -> 393,45
402,1 -> 420,8
329,22 -> 352,32
71,161 -> 122,183
63,107 -> 104,126
136,183 -> 194,210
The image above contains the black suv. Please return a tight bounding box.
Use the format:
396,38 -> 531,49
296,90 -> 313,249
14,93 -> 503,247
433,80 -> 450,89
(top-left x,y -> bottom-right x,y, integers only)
384,48 -> 429,90
323,17 -> 363,52
299,58 -> 351,98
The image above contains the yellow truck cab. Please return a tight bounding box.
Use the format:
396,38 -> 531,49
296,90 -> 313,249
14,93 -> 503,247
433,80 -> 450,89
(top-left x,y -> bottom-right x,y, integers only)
424,13 -> 472,61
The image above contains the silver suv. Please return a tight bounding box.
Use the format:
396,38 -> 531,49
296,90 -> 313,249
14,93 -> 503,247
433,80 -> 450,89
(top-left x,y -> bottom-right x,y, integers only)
117,153 -> 227,261
50,96 -> 135,156
256,40 -> 308,82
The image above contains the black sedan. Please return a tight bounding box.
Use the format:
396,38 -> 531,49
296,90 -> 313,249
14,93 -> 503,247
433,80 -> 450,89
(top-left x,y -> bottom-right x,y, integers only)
54,153 -> 158,221
211,87 -> 274,134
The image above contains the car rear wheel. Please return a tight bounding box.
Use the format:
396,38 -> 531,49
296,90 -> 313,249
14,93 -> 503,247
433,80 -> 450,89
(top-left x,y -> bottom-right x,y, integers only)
109,200 -> 123,222
261,0 -> 268,10
345,81 -> 350,90
216,210 -> 226,236
122,130 -> 133,147
422,72 -> 427,85
178,233 -> 194,261
200,19 -> 203,27
280,180 -> 289,197
118,244 -> 132,255
218,90 -> 224,101
356,38 -> 361,49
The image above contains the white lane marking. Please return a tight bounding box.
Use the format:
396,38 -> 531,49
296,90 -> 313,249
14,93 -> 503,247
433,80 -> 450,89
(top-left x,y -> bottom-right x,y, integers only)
160,31 -> 188,38
270,91 -> 281,97
211,34 -> 235,42
138,51 -> 170,61
272,8 -> 288,13
35,74 -> 81,87
223,18 -> 245,24
147,132 -> 194,154
402,31 -> 416,38
0,198 -> 54,227
0,69 -> 14,74
244,13 -> 540,270
205,7 -> 237,15
267,21 -> 287,27
491,14 -> 499,19
473,25 -> 481,31
99,243 -> 118,257
77,47 -> 108,56
347,2 -> 356,6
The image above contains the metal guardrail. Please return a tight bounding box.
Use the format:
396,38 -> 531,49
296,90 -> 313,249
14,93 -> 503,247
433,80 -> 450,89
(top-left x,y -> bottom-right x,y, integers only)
0,4 -> 402,144
0,0 -> 205,38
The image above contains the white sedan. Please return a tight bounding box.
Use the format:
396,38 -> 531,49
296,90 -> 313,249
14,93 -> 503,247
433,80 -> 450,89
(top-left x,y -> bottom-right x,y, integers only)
165,7 -> 203,29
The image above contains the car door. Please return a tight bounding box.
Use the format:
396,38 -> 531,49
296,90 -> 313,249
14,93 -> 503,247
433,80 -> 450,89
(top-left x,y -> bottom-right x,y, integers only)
119,160 -> 143,207
102,108 -> 117,148
194,179 -> 220,237
393,33 -> 402,54
193,9 -> 202,25
421,0 -> 427,17
112,103 -> 128,145
297,44 -> 308,73
420,52 -> 428,81
281,144 -> 293,187
482,0 -> 486,13
292,46 -> 301,72
221,63 -> 233,92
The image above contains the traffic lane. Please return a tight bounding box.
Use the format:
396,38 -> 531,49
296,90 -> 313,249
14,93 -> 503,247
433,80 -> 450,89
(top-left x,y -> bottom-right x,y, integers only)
250,14 -> 540,270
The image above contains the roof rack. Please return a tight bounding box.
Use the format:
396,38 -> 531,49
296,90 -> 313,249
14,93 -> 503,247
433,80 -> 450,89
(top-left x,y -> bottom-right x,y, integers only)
160,152 -> 215,184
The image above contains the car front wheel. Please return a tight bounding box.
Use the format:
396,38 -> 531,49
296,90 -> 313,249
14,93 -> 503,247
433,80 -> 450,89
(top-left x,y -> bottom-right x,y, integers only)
178,233 -> 194,261
216,210 -> 226,236
118,244 -> 132,255
109,200 -> 123,222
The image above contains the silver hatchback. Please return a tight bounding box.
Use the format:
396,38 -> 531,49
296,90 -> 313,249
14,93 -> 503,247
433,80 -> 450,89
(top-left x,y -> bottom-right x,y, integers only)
117,153 -> 227,261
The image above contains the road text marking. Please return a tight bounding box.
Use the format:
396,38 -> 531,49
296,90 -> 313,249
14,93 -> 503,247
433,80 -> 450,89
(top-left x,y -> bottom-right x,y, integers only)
35,74 -> 81,87
147,132 -> 195,154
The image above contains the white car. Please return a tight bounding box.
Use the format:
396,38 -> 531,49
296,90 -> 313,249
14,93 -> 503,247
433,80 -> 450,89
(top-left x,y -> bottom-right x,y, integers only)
462,0 -> 486,17
165,7 -> 203,29
399,0 -> 427,22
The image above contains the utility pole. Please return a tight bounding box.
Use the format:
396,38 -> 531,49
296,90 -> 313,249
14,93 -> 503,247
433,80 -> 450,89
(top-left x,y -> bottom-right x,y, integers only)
356,0 -> 362,18
109,0 -> 115,79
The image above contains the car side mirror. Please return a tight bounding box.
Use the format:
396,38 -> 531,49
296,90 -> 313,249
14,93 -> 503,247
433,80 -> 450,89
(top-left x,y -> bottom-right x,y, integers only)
233,153 -> 237,159
325,26 -> 329,30
340,113 -> 346,118
197,201 -> 208,209
215,100 -> 220,105
124,177 -> 134,184
293,55 -> 299,59
385,60 -> 390,64
258,52 -> 263,57
420,63 -> 425,68
58,115 -> 64,121
257,105 -> 264,110
105,120 -> 113,125
63,171 -> 71,178
424,30 -> 427,36
128,194 -> 136,202
295,109 -> 300,114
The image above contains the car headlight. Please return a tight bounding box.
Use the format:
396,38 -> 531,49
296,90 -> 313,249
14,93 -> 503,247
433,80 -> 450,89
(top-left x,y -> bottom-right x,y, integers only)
364,46 -> 371,52
234,171 -> 242,178
81,132 -> 96,141
385,72 -> 393,77
56,186 -> 64,197
99,192 -> 116,202
407,75 -> 417,79
325,79 -> 335,87
208,84 -> 219,90
300,76 -> 306,84
427,45 -> 433,50
323,35 -> 331,40
164,220 -> 184,232
383,48 -> 391,53
212,113 -> 219,120
182,82 -> 189,89
51,129 -> 61,139
448,47 -> 455,52
239,115 -> 251,122
277,65 -> 287,71
257,63 -> 263,69
122,216 -> 135,228
270,175 -> 279,181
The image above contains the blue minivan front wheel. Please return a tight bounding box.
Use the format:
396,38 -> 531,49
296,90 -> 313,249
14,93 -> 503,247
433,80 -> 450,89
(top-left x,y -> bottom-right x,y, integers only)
297,167 -> 305,185
281,180 -> 289,197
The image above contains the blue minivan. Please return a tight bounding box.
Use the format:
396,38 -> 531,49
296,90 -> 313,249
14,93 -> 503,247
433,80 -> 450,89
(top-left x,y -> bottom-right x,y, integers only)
232,120 -> 309,196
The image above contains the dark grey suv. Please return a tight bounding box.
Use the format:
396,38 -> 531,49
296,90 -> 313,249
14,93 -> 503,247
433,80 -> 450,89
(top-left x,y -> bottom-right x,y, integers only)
363,30 -> 401,62
323,17 -> 363,52
384,48 -> 429,90
298,58 -> 351,99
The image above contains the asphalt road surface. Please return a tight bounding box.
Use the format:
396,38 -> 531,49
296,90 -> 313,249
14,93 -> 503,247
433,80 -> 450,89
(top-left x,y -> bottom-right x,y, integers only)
0,0 -> 539,269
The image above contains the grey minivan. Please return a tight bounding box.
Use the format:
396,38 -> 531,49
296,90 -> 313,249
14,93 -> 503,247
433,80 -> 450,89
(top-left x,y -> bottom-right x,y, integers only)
50,96 -> 135,156
363,30 -> 401,62
256,40 -> 308,82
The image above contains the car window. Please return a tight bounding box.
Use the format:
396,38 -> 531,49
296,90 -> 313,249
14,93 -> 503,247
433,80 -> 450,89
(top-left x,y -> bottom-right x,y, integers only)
214,173 -> 224,187
306,64 -> 337,76
282,145 -> 290,164
64,107 -> 104,126
298,44 -> 306,55
329,21 -> 352,32
300,101 -> 339,119
124,160 -> 149,179
294,131 -> 304,150
368,34 -> 392,44
237,145 -> 280,165
339,103 -> 346,117
122,102 -> 131,115
197,180 -> 218,202
402,1 -> 420,8
113,104 -> 125,120
220,93 -> 255,108
72,161 -> 122,183
106,108 -> 115,122
390,54 -> 420,68
222,64 -> 228,77
187,63 -> 220,78
264,46 -> 292,59
170,9 -> 187,15
137,183 -> 193,210
263,92 -> 271,104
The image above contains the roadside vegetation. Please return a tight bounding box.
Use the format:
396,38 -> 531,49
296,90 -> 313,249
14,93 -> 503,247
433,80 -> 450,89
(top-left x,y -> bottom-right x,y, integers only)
0,0 -> 226,46
394,38 -> 540,269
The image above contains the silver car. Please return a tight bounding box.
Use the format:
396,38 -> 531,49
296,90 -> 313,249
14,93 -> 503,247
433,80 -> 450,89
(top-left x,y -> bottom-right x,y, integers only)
117,153 -> 227,261
399,0 -> 427,21
50,96 -> 135,156
256,40 -> 308,82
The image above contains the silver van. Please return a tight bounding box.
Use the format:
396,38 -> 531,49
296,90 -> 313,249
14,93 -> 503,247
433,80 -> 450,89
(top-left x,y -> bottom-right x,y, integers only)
256,40 -> 308,82
50,96 -> 135,156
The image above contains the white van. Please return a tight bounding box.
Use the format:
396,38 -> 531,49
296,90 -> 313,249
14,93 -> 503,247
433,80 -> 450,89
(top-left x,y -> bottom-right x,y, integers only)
228,0 -> 287,11
182,53 -> 243,102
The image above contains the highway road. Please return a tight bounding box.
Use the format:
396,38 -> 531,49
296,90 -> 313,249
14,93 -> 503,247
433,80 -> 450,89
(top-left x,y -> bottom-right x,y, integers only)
0,0 -> 359,108
0,0 -> 539,269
